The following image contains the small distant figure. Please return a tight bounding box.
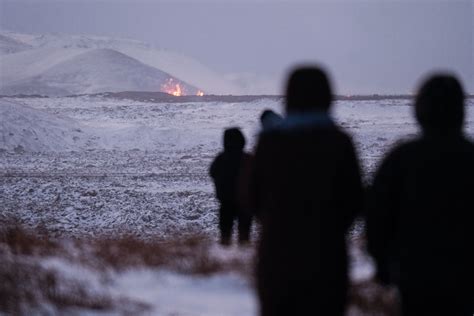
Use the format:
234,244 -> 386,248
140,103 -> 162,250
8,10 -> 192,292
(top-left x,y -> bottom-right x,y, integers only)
260,109 -> 283,131
210,128 -> 253,246
367,74 -> 474,315
252,66 -> 363,315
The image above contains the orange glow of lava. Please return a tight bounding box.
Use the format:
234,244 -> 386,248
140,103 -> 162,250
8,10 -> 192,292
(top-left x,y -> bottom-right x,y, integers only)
161,78 -> 183,96
197,90 -> 204,96
172,84 -> 182,96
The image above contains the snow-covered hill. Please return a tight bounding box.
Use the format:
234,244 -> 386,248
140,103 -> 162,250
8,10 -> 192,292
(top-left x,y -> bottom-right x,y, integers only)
0,48 -> 199,96
0,31 -> 242,96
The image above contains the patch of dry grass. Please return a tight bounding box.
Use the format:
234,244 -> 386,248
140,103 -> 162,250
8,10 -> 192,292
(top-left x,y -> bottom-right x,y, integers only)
90,234 -> 223,274
0,223 -> 151,314
0,222 -> 400,315
0,222 -> 236,314
0,225 -> 116,314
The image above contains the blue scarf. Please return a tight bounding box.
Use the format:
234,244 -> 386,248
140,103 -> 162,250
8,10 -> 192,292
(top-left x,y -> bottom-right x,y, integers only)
277,111 -> 334,131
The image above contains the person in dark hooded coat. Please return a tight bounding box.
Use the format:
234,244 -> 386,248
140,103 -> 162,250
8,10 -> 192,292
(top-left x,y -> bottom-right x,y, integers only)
210,128 -> 253,245
251,67 -> 364,315
366,75 -> 474,315
260,109 -> 283,131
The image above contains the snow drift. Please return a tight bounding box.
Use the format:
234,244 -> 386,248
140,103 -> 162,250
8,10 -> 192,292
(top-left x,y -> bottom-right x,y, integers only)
0,100 -> 87,152
0,33 -> 32,55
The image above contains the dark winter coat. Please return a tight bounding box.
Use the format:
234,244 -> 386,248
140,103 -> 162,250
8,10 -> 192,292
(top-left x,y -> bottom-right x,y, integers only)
210,150 -> 251,206
367,135 -> 474,311
367,75 -> 474,314
237,153 -> 255,215
252,114 -> 363,315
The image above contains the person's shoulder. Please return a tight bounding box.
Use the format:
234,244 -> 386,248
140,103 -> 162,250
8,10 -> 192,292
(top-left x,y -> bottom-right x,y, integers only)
212,151 -> 225,163
257,129 -> 284,144
210,152 -> 225,176
457,137 -> 474,157
330,128 -> 356,146
259,127 -> 285,138
461,136 -> 474,149
381,138 -> 421,165
393,138 -> 419,151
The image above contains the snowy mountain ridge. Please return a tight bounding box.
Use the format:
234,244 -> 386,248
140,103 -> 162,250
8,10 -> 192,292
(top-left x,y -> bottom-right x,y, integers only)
1,48 -> 201,96
0,31 -> 242,96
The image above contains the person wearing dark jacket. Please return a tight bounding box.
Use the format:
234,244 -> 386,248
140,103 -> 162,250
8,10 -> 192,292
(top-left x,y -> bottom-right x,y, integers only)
260,109 -> 283,131
210,128 -> 253,245
366,74 -> 474,315
251,66 -> 364,315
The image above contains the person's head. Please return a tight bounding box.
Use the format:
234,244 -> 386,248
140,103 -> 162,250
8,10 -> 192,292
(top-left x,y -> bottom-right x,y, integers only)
285,66 -> 332,115
223,127 -> 245,152
260,109 -> 283,130
415,74 -> 465,134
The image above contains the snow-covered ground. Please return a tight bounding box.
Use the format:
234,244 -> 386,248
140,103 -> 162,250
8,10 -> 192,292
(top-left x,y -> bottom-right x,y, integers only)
1,96 -> 473,315
1,96 -> 473,239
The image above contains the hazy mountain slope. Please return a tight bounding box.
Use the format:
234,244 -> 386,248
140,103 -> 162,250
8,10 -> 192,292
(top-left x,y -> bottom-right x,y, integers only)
0,31 -> 242,95
117,46 -> 241,95
0,46 -> 88,86
0,48 -> 199,96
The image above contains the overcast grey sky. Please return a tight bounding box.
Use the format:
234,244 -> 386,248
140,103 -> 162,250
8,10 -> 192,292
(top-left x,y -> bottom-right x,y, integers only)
1,0 -> 472,94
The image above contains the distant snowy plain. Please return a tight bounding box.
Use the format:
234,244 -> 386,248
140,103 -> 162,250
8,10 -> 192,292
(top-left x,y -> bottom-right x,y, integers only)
1,96 -> 473,315
2,96 -> 473,239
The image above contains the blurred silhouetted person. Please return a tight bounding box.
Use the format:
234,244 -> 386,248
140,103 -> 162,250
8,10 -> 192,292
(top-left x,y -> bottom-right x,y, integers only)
210,128 -> 253,245
367,74 -> 474,316
260,109 -> 283,131
251,66 -> 363,315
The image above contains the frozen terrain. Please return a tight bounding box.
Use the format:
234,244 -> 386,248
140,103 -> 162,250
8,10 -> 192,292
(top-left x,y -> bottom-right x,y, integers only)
1,96 -> 474,238
1,96 -> 473,315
